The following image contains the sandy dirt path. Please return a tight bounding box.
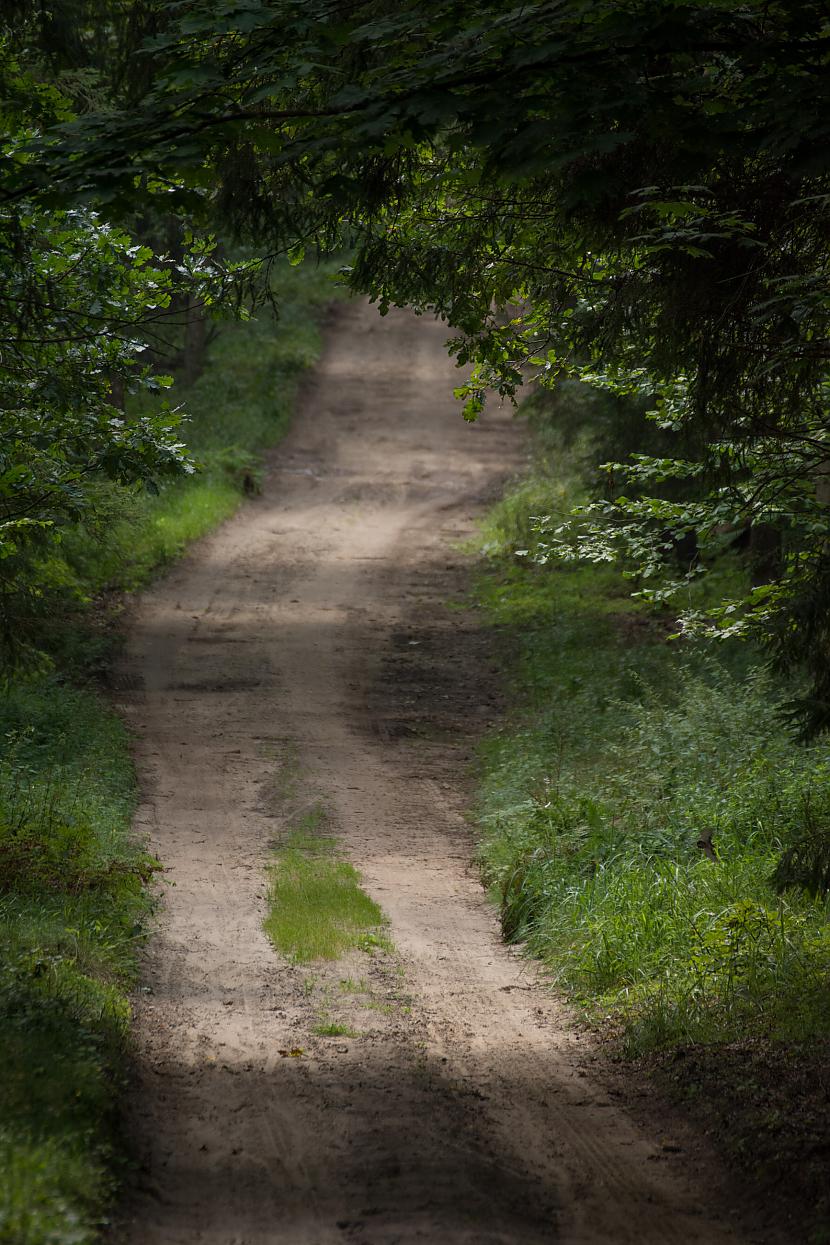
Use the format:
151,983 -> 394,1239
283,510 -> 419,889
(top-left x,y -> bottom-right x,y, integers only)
115,301 -> 749,1244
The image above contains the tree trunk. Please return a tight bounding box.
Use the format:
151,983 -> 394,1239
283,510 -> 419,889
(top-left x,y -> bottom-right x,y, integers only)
108,374 -> 125,411
748,522 -> 782,585
183,298 -> 206,385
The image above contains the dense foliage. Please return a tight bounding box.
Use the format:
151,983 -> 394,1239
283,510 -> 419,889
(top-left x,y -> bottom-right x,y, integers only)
5,0 -> 826,726
476,391 -> 830,1046
0,28 -> 261,665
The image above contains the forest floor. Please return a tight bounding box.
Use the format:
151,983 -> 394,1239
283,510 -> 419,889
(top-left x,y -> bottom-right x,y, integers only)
113,301 -> 776,1244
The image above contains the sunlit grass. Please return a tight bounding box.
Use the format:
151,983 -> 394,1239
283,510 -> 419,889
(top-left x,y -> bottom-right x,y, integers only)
264,834 -> 387,963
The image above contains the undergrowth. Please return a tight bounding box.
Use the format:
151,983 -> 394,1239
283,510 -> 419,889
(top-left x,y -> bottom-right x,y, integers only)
0,683 -> 151,1245
472,385 -> 830,1235
0,260 -> 341,1243
474,383 -> 830,1232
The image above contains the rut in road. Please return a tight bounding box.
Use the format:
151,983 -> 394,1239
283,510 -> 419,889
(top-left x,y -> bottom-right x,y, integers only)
116,301 -> 744,1245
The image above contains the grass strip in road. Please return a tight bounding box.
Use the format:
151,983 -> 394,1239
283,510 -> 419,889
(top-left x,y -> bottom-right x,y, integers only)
312,1021 -> 361,1037
0,261 -> 342,1245
264,829 -> 387,963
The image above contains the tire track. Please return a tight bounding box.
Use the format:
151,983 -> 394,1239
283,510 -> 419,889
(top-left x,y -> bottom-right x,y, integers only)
116,301 -> 750,1244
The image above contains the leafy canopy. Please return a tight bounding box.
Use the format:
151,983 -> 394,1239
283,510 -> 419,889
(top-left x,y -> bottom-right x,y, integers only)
0,25 -> 253,663
4,0 -> 830,721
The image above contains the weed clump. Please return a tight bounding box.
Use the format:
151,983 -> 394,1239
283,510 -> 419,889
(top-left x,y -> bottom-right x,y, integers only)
264,831 -> 387,963
312,1021 -> 360,1037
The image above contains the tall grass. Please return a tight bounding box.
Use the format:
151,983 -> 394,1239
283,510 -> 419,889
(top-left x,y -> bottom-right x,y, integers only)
474,396 -> 830,1057
0,681 -> 151,1245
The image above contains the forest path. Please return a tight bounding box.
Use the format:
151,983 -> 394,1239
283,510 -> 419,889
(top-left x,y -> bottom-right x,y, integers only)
116,301 -> 744,1244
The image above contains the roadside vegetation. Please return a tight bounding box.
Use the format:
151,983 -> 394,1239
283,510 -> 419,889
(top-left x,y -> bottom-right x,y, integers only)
0,260 -> 340,1245
0,685 -> 149,1245
474,385 -> 830,1237
21,260 -> 340,676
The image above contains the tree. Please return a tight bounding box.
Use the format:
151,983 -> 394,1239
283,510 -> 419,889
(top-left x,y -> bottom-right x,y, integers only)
0,30 -> 251,663
3,0 -> 829,724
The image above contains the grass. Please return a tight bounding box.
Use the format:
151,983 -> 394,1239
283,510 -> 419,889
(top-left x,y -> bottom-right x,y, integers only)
0,681 -> 151,1245
0,259 -> 342,1244
264,830 -> 387,963
338,976 -> 369,994
312,1021 -> 360,1037
473,384 -> 830,1234
474,391 -> 830,1049
476,561 -> 830,1056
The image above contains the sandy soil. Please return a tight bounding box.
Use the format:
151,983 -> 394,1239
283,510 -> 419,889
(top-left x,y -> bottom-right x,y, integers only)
114,301 -> 752,1244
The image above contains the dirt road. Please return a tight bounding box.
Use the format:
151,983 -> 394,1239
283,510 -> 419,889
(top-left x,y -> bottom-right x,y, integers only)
116,301 -> 745,1244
